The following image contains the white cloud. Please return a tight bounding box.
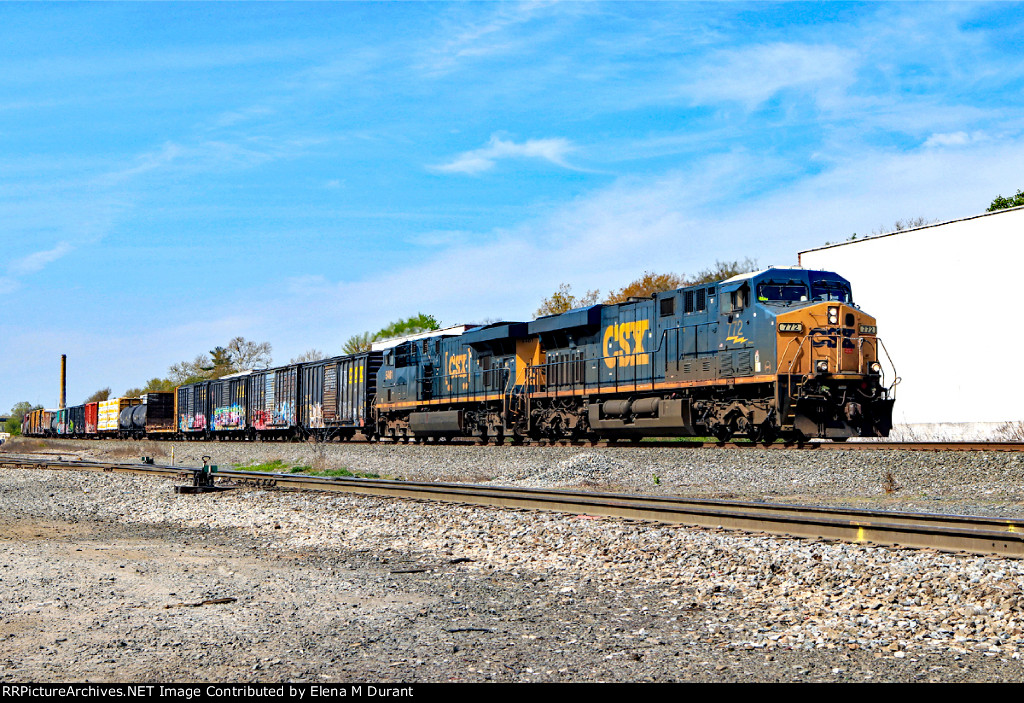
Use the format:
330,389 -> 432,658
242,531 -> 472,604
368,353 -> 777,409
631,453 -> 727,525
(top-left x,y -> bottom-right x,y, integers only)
253,134 -> 1024,350
8,241 -> 74,276
431,134 -> 576,174
101,142 -> 183,183
683,43 -> 857,110
419,2 -> 555,74
923,131 -> 990,148
9,136 -> 1024,414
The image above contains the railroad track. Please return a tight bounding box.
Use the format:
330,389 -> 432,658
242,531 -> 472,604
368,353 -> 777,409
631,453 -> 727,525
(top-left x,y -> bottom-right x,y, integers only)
11,437 -> 1024,451
509,439 -> 1024,451
4,454 -> 1024,559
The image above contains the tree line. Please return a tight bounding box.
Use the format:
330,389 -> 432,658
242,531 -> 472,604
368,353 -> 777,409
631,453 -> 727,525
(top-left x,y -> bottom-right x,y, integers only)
534,259 -> 758,318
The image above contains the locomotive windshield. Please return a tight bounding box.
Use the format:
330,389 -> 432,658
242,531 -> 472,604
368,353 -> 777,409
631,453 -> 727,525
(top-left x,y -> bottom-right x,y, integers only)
811,280 -> 852,303
757,281 -> 808,303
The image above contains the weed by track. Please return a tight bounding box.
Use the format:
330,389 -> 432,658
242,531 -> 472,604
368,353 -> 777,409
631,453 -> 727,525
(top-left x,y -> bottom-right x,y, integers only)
234,458 -> 381,479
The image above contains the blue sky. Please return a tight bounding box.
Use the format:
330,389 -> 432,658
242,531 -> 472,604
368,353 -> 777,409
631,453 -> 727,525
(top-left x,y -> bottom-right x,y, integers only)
3,2 -> 1024,410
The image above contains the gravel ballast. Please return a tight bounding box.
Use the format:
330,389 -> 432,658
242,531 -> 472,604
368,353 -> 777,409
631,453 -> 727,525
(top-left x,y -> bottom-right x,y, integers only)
4,439 -> 1024,682
15,437 -> 1024,515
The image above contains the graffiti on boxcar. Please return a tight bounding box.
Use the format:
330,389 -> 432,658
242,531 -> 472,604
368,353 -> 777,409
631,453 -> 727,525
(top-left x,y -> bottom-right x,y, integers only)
306,402 -> 324,429
180,413 -> 207,432
251,401 -> 295,430
214,404 -> 245,430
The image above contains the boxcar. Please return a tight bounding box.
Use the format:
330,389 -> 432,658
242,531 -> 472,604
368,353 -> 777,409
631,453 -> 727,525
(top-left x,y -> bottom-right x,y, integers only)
98,398 -> 140,436
299,352 -> 382,440
69,404 -> 86,437
210,372 -> 250,437
177,381 -> 211,438
141,392 -> 176,437
84,402 -> 99,436
248,364 -> 300,439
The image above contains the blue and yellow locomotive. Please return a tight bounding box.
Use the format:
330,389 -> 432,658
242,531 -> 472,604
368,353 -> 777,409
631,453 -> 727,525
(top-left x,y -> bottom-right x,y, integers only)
375,267 -> 895,442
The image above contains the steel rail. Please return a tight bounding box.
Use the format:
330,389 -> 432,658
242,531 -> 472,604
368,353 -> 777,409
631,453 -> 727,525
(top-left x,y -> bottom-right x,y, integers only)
4,455 -> 1024,558
9,437 -> 1024,451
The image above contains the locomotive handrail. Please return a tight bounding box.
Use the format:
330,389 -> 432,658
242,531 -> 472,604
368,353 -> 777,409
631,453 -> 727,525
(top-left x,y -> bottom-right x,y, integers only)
782,332 -> 893,395
418,366 -> 512,402
782,335 -> 806,375
876,337 -> 900,395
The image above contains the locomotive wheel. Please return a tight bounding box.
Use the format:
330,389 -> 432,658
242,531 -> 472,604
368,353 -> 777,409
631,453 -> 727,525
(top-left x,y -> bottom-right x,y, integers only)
711,423 -> 733,443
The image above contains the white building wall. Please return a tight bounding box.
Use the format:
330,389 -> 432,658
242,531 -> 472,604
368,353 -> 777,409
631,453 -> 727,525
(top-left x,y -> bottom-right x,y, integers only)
798,206 -> 1024,431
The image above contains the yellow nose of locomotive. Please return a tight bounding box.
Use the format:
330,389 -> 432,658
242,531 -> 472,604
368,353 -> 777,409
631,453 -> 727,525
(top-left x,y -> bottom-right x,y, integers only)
775,303 -> 880,377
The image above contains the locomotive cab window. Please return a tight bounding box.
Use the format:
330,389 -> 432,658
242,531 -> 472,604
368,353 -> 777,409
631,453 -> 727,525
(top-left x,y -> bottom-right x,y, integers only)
811,280 -> 852,303
757,281 -> 809,303
660,296 -> 676,317
722,284 -> 749,314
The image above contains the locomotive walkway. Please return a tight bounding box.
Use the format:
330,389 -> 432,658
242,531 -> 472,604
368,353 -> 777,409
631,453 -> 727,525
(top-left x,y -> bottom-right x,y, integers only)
4,453 -> 1024,558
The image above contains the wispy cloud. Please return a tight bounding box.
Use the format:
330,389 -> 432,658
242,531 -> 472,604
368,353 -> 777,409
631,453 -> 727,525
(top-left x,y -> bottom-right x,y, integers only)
211,105 -> 276,128
419,1 -> 557,74
683,42 -> 857,110
1,241 -> 76,293
923,131 -> 990,148
431,134 -> 576,174
100,142 -> 184,184
8,241 -> 74,276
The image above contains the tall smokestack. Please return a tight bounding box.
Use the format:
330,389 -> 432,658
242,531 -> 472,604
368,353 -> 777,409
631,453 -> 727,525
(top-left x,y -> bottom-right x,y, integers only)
60,354 -> 67,409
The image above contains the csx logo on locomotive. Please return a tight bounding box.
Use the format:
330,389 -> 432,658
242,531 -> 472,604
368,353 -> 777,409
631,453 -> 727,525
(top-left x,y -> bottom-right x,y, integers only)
603,320 -> 650,368
810,327 -> 856,350
446,351 -> 470,389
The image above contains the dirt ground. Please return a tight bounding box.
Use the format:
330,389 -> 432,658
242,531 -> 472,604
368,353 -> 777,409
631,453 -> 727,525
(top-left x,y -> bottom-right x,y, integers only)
4,466 -> 1024,683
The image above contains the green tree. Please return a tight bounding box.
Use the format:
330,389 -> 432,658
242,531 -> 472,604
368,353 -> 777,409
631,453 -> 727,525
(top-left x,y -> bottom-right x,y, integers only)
343,314 -> 441,353
83,387 -> 111,404
342,332 -> 375,355
534,283 -> 600,318
375,313 -> 440,342
988,189 -> 1024,212
207,346 -> 233,376
6,401 -> 42,435
123,377 -> 177,398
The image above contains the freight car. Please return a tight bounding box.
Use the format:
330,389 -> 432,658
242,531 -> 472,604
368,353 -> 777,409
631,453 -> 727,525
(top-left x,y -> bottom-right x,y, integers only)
175,351 -> 381,441
118,392 -> 176,439
25,266 -> 895,444
374,267 -> 895,443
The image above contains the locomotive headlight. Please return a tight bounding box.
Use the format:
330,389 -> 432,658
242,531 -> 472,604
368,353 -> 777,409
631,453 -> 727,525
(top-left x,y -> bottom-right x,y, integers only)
828,306 -> 839,324
816,360 -> 829,373
869,362 -> 882,374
